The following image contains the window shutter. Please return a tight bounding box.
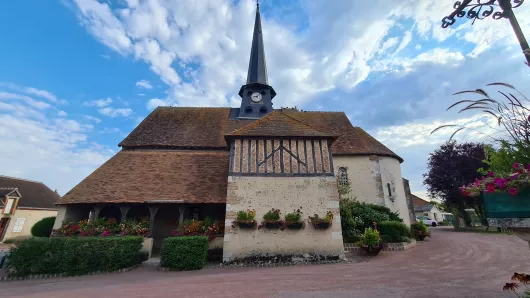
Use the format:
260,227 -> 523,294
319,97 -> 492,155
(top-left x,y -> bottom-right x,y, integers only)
3,198 -> 15,214
12,218 -> 26,233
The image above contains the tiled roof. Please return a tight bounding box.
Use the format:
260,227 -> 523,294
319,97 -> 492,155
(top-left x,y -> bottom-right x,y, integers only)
119,107 -> 402,162
411,194 -> 429,207
226,110 -> 335,138
57,150 -> 229,205
0,176 -> 59,209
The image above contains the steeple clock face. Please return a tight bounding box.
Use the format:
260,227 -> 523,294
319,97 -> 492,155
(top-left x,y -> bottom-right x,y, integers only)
250,92 -> 262,103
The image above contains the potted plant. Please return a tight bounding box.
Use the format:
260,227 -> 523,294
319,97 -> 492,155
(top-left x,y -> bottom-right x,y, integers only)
309,211 -> 333,229
285,209 -> 304,230
262,208 -> 282,229
357,227 -> 385,256
411,220 -> 430,241
234,209 -> 257,229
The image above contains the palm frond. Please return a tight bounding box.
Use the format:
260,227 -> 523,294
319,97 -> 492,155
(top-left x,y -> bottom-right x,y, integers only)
449,127 -> 465,141
487,82 -> 515,89
430,124 -> 457,135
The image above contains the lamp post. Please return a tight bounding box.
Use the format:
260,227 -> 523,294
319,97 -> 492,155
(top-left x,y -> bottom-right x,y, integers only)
441,0 -> 530,65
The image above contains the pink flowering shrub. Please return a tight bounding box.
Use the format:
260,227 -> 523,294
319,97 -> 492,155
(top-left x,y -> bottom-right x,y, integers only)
460,163 -> 530,197
53,217 -> 150,237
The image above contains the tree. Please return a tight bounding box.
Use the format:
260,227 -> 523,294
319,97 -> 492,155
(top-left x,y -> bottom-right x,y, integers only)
423,141 -> 487,226
428,200 -> 447,212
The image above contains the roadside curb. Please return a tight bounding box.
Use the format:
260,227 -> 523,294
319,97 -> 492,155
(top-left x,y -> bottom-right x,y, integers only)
0,266 -> 139,282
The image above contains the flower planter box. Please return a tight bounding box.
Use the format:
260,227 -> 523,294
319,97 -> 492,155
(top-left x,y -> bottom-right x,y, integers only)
286,222 -> 303,230
482,189 -> 530,218
264,221 -> 282,229
237,221 -> 256,229
361,245 -> 384,256
312,222 -> 331,229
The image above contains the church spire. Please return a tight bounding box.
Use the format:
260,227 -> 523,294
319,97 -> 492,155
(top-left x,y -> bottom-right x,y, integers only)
237,1 -> 276,119
246,1 -> 268,85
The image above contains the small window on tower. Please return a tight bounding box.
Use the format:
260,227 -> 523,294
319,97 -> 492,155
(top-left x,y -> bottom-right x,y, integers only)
338,167 -> 348,187
387,183 -> 392,197
245,106 -> 253,113
260,106 -> 267,113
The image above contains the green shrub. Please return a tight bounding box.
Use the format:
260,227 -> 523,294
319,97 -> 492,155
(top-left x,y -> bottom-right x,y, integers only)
377,221 -> 411,243
263,208 -> 281,221
285,209 -> 302,223
31,217 -> 56,237
357,227 -> 382,249
160,236 -> 208,270
6,236 -> 143,277
380,234 -> 392,243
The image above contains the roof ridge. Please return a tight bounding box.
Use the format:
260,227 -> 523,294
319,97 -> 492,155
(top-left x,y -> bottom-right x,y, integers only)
0,175 -> 43,184
226,109 -> 331,136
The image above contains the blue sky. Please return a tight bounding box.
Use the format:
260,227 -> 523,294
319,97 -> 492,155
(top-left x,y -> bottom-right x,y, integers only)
1,0 -> 530,197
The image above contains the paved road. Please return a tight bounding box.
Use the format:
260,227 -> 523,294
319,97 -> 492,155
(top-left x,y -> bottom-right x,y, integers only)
1,228 -> 529,298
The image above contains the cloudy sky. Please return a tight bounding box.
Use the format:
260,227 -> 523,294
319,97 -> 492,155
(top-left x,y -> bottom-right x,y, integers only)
1,0 -> 530,197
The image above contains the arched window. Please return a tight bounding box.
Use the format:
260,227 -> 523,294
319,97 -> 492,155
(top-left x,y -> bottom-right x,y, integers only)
338,167 -> 348,187
387,183 -> 392,197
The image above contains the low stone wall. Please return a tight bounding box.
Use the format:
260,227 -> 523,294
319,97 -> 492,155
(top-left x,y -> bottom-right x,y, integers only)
344,239 -> 416,253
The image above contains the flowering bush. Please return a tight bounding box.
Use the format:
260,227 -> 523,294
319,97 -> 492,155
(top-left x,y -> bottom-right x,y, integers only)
460,162 -> 530,197
263,208 -> 281,221
120,217 -> 150,237
171,217 -> 224,241
53,217 -> 149,238
233,209 -> 257,228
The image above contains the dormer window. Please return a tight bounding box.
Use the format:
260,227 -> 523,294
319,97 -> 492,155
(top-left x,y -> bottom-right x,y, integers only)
3,197 -> 16,215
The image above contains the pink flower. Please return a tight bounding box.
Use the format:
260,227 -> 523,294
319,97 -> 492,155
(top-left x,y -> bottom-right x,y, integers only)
513,162 -> 520,169
474,178 -> 481,186
508,188 -> 518,196
487,171 -> 494,177
486,183 -> 496,192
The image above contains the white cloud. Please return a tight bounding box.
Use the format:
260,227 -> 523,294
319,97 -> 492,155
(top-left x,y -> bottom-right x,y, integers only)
99,127 -> 121,134
58,110 -> 67,117
0,82 -> 59,103
98,107 -> 133,117
147,97 -> 168,109
100,54 -> 110,59
393,30 -> 412,55
415,44 -> 421,50
0,91 -> 51,109
136,79 -> 153,89
82,97 -> 113,107
84,115 -> 102,123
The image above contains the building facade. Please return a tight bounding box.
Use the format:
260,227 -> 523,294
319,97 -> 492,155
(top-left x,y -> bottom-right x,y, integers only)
54,3 -> 410,262
0,176 -> 59,242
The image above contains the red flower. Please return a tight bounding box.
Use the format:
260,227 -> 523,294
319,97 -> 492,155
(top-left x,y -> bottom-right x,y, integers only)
518,169 -> 524,174
513,162 -> 521,169
508,188 -> 518,196
486,183 -> 496,192
487,171 -> 494,177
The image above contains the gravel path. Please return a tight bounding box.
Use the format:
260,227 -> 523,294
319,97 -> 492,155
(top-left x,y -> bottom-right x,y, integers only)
1,227 -> 529,298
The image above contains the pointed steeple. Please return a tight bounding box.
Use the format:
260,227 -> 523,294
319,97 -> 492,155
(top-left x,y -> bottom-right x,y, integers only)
246,2 -> 268,85
237,1 -> 276,119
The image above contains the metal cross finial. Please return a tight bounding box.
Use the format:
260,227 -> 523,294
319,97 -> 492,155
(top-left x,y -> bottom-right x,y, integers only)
257,0 -> 259,9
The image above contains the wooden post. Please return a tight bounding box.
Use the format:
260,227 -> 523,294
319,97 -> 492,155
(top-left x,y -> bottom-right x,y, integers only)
120,205 -> 131,223
179,206 -> 187,225
148,206 -> 160,236
89,206 -> 101,224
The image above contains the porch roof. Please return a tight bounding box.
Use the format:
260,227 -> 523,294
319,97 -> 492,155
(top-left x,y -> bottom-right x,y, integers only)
57,150 -> 229,205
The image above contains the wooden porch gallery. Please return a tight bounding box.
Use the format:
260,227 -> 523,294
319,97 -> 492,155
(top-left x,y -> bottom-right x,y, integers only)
53,202 -> 226,258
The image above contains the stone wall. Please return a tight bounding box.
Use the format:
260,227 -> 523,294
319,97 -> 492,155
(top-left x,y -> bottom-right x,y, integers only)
223,176 -> 344,262
333,155 -> 412,226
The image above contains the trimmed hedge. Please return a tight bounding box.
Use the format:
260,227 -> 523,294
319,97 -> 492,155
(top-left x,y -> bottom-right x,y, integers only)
161,236 -> 208,270
31,216 -> 56,237
6,236 -> 143,277
377,221 -> 411,243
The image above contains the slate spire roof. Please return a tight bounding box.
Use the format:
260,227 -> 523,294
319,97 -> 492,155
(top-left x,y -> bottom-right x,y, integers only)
246,2 -> 268,85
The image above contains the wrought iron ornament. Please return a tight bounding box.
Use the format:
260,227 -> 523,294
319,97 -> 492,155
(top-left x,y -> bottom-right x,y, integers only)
442,0 -> 524,28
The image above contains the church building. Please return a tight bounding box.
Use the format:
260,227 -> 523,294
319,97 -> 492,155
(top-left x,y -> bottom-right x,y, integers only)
54,3 -> 410,262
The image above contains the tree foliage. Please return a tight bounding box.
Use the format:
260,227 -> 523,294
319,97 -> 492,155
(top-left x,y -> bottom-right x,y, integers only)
423,141 -> 487,226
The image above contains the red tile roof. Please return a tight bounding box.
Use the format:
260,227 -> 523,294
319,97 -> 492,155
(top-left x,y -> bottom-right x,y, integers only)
226,110 -> 335,138
119,107 -> 402,161
57,150 -> 229,205
411,194 -> 429,207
